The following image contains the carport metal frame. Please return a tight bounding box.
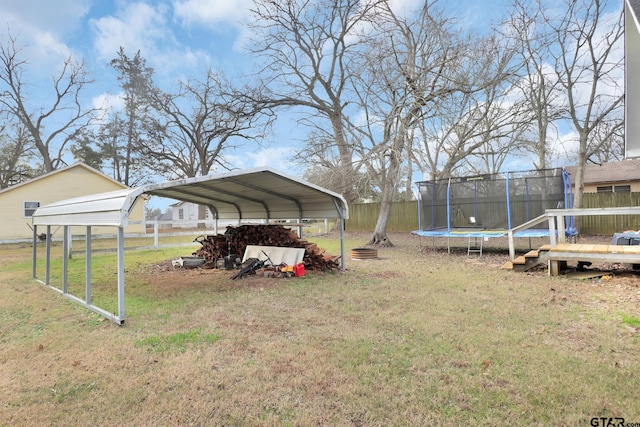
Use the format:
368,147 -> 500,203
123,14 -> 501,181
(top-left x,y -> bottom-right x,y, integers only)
31,167 -> 349,325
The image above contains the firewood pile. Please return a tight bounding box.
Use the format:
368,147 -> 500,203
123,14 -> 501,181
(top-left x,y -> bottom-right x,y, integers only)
192,224 -> 341,271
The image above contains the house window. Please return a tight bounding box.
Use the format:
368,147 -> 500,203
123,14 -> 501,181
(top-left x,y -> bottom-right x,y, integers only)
24,201 -> 40,217
204,208 -> 209,219
597,186 -> 612,193
596,185 -> 631,193
178,209 -> 184,220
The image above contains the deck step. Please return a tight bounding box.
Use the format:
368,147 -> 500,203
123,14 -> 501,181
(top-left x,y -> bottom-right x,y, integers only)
505,245 -> 552,272
501,261 -> 514,270
513,255 -> 527,265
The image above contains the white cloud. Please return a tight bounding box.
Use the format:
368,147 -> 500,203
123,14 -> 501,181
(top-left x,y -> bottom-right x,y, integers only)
90,3 -> 173,61
90,2 -> 213,78
247,147 -> 294,167
220,146 -> 303,175
0,0 -> 89,73
172,0 -> 253,27
92,91 -> 124,115
553,130 -> 580,167
0,0 -> 91,35
387,0 -> 424,18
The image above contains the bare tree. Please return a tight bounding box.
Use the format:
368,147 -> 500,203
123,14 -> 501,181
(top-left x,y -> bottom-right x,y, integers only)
588,120 -> 624,164
0,119 -> 36,188
349,2 -> 474,245
462,117 -> 530,175
413,34 -> 521,180
543,0 -> 624,209
0,33 -> 96,172
298,132 -> 376,200
249,0 -> 519,245
503,0 -> 566,171
247,0 -> 383,204
147,70 -> 270,179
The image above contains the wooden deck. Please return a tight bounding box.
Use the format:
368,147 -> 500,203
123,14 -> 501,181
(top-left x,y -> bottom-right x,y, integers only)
548,243 -> 640,275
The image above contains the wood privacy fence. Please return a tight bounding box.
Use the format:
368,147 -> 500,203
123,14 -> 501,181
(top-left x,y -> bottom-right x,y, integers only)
580,192 -> 640,234
345,201 -> 418,233
345,192 -> 640,235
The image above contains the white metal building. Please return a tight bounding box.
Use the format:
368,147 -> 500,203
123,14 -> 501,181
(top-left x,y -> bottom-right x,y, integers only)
31,167 -> 349,324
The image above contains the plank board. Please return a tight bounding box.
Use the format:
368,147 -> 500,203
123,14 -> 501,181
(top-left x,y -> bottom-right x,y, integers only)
622,245 -> 640,255
548,243 -> 640,275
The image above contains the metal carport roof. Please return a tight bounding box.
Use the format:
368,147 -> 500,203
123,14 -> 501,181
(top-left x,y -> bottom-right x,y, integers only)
141,166 -> 349,222
32,166 -> 349,226
30,187 -> 144,227
31,167 -> 349,324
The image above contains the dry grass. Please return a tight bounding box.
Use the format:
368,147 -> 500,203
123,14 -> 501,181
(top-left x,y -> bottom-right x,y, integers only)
1,232 -> 640,425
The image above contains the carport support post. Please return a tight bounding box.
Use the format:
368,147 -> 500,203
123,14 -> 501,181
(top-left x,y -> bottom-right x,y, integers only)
340,217 -> 346,271
32,225 -> 37,279
66,226 -> 72,259
117,227 -> 125,322
62,226 -> 69,294
45,225 -> 51,285
86,226 -> 92,305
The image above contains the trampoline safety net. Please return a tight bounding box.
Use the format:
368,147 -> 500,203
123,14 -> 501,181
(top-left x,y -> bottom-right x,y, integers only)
417,168 -> 569,231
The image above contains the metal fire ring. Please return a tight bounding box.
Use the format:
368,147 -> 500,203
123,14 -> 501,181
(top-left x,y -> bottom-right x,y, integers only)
351,247 -> 378,260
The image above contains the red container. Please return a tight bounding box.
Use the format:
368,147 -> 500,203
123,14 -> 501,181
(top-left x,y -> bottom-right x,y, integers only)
294,263 -> 306,277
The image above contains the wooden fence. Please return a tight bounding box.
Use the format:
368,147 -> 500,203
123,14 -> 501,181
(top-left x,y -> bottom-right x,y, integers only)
345,201 -> 418,233
580,192 -> 640,234
345,192 -> 640,235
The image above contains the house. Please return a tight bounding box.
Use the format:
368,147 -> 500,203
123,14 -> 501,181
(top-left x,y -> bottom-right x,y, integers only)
0,162 -> 146,242
565,158 -> 640,193
153,211 -> 173,229
626,0 -> 640,158
169,201 -> 214,228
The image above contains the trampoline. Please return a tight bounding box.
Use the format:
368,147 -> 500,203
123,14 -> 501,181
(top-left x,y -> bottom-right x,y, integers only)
411,168 -> 576,254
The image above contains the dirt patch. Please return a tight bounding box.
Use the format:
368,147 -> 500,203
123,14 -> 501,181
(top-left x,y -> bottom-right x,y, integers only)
131,258 -> 313,295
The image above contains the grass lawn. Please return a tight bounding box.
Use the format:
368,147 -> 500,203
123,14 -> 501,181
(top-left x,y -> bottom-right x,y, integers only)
1,231 -> 639,425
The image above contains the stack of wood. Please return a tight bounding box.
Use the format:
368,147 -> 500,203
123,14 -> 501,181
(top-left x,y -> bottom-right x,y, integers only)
192,224 -> 341,271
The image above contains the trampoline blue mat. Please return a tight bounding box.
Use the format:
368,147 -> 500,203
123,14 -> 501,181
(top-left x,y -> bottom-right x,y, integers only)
411,228 -> 551,238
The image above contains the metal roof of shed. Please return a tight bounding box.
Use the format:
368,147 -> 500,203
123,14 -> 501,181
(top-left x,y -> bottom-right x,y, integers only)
32,166 -> 349,227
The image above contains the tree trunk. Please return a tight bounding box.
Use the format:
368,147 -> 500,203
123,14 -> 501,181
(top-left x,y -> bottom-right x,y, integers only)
330,112 -> 359,204
367,196 -> 394,247
367,132 -> 406,247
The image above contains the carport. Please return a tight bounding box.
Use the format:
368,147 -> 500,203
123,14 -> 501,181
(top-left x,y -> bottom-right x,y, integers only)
31,167 -> 349,324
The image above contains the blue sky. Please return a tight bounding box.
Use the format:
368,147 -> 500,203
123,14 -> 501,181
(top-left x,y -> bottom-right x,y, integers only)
0,0 -> 507,209
3,0 -> 620,210
0,0 -> 508,164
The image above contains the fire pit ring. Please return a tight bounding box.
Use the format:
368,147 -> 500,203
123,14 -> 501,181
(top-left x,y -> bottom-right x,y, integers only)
351,247 -> 378,260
